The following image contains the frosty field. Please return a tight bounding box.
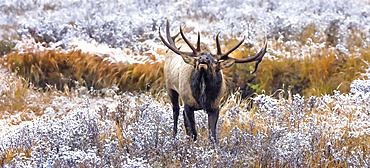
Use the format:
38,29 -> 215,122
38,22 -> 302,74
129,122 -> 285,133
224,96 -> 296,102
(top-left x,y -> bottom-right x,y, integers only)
0,0 -> 369,167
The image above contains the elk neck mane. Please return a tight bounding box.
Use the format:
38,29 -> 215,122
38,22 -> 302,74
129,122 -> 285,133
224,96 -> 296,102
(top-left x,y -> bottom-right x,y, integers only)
190,66 -> 223,110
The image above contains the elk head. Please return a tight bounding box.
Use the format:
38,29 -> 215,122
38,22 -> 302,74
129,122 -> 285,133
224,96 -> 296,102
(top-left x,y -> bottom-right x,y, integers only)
159,19 -> 267,142
159,20 -> 267,75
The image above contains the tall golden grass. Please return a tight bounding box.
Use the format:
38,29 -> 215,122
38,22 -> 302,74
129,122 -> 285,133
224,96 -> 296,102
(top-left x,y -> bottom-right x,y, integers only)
2,46 -> 164,93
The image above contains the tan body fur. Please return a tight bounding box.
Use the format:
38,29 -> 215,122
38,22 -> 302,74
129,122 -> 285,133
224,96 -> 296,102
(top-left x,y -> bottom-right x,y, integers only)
164,44 -> 228,110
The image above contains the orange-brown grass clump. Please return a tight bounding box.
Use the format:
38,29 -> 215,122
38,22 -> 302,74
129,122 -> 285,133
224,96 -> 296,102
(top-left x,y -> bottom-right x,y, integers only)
0,68 -> 87,126
1,41 -> 164,94
0,69 -> 55,122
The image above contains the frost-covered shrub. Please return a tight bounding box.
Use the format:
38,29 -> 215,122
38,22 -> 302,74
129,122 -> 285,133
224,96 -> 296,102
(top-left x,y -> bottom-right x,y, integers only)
0,0 -> 368,53
0,96 -> 148,167
1,88 -> 369,167
351,79 -> 370,94
351,67 -> 370,94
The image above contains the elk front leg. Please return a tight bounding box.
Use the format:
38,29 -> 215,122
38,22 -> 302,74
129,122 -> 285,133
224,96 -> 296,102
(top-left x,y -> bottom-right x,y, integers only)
207,108 -> 219,142
183,105 -> 197,141
169,90 -> 180,137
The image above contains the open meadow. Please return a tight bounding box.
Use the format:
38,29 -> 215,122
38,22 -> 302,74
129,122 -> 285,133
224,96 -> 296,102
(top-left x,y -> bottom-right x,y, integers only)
0,0 -> 369,167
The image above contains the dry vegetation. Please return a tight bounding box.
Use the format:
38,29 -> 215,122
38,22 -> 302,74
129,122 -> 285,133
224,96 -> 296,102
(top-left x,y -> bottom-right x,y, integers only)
1,40 -> 165,93
2,26 -> 369,98
0,70 -> 368,167
225,25 -> 370,97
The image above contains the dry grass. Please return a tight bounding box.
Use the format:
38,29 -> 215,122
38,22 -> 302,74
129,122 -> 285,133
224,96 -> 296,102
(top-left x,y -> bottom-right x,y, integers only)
227,36 -> 370,97
0,70 -> 52,120
0,68 -> 87,131
1,43 -> 164,94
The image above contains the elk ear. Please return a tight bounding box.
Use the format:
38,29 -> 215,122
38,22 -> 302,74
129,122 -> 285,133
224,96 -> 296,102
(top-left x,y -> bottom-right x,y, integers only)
219,59 -> 235,69
180,54 -> 196,66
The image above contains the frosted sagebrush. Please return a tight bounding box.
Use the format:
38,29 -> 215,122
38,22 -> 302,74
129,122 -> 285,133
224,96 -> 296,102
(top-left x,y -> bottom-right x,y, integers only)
1,90 -> 369,167
1,0 -> 368,55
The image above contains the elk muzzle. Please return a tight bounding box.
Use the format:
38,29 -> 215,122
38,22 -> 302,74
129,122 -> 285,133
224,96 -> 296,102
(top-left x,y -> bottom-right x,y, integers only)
197,54 -> 213,70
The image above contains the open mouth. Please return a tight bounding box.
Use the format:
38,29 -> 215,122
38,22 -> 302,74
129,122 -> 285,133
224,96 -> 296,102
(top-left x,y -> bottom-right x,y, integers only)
198,63 -> 208,70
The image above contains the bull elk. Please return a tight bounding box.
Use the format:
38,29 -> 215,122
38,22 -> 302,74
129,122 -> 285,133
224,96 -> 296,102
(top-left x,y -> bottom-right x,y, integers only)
159,20 -> 267,141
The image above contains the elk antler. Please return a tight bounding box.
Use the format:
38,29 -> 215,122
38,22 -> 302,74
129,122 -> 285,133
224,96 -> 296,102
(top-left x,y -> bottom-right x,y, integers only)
216,33 -> 267,73
216,34 -> 246,60
180,26 -> 201,55
216,32 -> 222,56
234,41 -> 267,73
159,19 -> 194,56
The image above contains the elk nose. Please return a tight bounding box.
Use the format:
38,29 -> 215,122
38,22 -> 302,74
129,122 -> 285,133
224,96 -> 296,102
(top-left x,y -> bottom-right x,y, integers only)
198,55 -> 211,70
199,55 -> 210,63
